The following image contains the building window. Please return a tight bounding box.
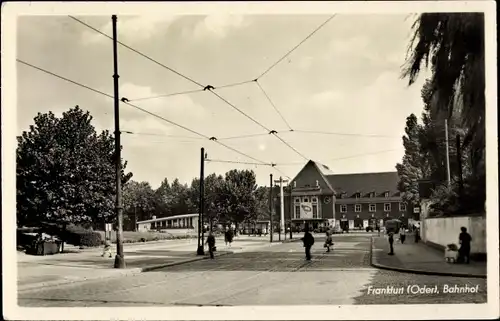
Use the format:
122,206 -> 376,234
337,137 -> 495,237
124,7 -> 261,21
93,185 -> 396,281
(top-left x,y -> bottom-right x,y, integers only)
370,192 -> 374,198
355,204 -> 361,212
294,205 -> 300,219
303,197 -> 309,203
384,203 -> 391,211
312,205 -> 318,218
355,193 -> 360,199
340,205 -> 347,213
294,197 -> 300,204
369,204 -> 376,212
312,197 -> 318,203
399,203 -> 407,211
384,192 -> 389,198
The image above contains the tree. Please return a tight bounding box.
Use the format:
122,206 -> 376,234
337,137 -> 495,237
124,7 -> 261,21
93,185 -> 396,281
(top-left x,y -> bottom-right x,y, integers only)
16,106 -> 132,228
154,178 -> 173,217
203,174 -> 226,228
219,169 -> 258,230
169,178 -> 190,216
402,13 -> 485,212
123,180 -> 155,230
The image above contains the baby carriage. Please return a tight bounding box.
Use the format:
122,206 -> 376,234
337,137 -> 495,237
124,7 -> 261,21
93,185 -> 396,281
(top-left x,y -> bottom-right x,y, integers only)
445,243 -> 459,263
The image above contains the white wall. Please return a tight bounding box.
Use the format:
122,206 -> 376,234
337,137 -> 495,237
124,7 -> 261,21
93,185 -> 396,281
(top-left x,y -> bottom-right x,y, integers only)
423,216 -> 486,254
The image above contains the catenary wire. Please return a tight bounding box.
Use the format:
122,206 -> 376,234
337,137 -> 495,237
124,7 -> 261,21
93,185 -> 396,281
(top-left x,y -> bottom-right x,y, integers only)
277,149 -> 402,166
292,129 -> 400,138
121,131 -> 204,140
68,15 -> 204,88
130,89 -> 205,102
255,80 -> 293,131
130,80 -> 256,102
16,59 -> 273,166
68,15 -> 307,161
256,14 -> 337,79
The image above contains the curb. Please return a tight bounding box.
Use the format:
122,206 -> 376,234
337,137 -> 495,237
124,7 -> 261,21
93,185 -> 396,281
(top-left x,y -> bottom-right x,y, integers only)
369,237 -> 487,279
18,251 -> 234,292
18,240 -> 286,292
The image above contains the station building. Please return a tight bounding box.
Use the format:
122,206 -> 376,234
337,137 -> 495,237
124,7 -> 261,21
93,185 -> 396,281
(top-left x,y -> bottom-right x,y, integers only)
279,160 -> 412,231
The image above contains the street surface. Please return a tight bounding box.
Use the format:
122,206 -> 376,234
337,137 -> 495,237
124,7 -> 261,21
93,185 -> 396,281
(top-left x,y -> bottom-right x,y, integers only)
18,234 -> 487,306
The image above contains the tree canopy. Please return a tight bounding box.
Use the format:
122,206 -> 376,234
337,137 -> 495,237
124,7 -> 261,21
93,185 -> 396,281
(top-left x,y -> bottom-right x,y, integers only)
400,13 -> 485,215
17,106 -> 132,227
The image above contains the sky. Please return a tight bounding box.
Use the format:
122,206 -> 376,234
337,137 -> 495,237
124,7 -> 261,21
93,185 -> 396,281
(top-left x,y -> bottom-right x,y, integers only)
16,14 -> 430,188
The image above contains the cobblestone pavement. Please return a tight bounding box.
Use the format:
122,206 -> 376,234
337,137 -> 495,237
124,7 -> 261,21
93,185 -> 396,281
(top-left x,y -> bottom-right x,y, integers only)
17,234 -> 487,307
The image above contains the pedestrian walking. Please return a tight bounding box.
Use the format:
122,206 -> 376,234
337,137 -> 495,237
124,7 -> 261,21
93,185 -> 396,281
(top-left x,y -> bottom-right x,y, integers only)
324,231 -> 333,252
226,228 -> 234,248
414,227 -> 420,243
101,238 -> 112,258
388,231 -> 395,255
301,226 -> 315,260
207,231 -> 216,259
399,225 -> 406,244
458,227 -> 472,264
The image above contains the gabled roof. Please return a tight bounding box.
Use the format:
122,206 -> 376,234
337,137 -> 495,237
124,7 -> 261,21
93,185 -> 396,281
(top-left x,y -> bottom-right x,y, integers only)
326,172 -> 400,196
288,160 -> 335,193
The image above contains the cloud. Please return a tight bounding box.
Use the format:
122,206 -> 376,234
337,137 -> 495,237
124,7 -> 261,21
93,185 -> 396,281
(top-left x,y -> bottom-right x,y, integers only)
81,16 -> 180,45
310,90 -> 344,108
191,15 -> 250,39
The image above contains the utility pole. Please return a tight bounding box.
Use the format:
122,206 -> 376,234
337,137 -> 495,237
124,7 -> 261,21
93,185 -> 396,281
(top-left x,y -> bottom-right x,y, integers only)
444,119 -> 451,187
197,147 -> 205,255
274,176 -> 288,241
112,15 -> 125,269
269,174 -> 273,243
289,185 -> 293,239
456,134 -> 464,197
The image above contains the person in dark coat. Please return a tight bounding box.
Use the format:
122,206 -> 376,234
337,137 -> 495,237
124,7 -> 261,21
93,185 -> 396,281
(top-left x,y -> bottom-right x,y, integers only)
301,226 -> 315,260
458,227 -> 472,264
388,231 -> 395,255
207,231 -> 216,259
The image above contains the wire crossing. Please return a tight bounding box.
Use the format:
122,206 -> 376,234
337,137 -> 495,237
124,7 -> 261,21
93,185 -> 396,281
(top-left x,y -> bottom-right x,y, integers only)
16,59 -> 275,167
69,15 -> 307,163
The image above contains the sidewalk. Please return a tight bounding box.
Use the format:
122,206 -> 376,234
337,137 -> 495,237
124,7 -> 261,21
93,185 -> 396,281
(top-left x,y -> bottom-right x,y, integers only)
370,235 -> 486,278
17,235 -> 287,291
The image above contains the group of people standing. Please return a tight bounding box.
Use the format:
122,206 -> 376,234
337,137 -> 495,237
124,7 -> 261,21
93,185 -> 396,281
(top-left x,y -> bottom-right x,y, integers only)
206,228 -> 234,259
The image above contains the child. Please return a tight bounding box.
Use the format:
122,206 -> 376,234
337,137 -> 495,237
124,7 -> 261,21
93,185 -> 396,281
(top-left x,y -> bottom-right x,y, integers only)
101,238 -> 112,258
324,231 -> 333,252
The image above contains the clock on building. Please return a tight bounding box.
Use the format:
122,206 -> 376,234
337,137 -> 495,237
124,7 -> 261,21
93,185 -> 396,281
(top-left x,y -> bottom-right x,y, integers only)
324,196 -> 331,204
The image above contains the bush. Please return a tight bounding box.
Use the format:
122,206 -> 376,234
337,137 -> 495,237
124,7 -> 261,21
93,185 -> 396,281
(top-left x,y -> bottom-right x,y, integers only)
77,231 -> 103,247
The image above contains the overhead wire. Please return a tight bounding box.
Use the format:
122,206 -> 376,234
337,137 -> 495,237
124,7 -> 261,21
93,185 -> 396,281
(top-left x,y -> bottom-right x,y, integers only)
254,80 -> 293,131
256,14 -> 337,79
291,129 -> 400,138
16,59 -> 273,166
277,149 -> 403,166
121,131 -> 204,140
68,15 -> 204,88
68,15 -> 307,162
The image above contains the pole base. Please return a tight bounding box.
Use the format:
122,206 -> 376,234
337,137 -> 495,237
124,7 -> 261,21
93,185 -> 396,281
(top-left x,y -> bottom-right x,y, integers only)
197,246 -> 205,255
114,254 -> 126,268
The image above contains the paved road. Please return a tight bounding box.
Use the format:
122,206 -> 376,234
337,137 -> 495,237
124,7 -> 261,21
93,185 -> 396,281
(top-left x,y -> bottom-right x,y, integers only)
18,234 -> 486,306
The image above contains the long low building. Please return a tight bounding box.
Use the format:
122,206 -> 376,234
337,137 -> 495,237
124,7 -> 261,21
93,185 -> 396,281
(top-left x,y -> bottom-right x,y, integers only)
278,160 -> 417,231
136,213 -> 200,232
